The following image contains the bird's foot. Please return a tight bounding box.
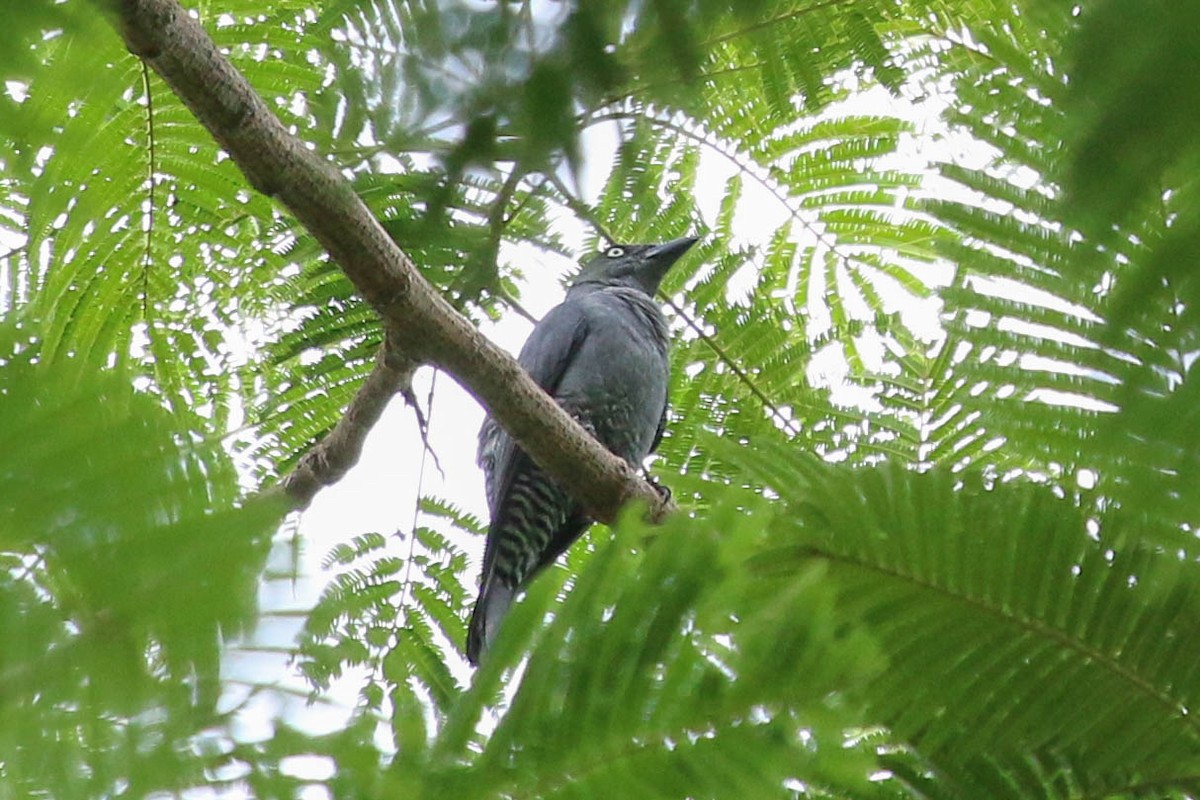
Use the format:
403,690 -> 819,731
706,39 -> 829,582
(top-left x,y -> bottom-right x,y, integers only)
644,472 -> 672,503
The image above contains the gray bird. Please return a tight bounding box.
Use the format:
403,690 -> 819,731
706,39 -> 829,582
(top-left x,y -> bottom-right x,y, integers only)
467,236 -> 698,665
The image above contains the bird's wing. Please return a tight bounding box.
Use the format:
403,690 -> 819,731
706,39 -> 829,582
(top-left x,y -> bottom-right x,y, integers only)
650,399 -> 669,454
515,299 -> 592,395
476,300 -> 591,569
476,415 -> 506,514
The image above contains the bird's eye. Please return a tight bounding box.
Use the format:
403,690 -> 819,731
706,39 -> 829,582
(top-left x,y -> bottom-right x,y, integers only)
605,246 -> 625,258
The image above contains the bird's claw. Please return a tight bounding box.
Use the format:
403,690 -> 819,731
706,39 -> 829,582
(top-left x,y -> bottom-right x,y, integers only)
645,473 -> 672,503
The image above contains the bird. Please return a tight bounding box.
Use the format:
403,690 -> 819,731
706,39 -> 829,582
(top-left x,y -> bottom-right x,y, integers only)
466,236 -> 698,665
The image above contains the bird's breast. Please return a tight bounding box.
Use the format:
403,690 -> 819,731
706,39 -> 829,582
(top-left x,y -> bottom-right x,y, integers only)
554,289 -> 670,465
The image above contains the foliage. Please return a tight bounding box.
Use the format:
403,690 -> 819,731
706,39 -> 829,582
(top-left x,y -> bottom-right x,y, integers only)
1,0 -> 1199,798
0,317 -> 282,798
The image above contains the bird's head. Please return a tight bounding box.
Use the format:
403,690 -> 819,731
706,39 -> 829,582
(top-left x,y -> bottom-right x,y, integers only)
571,236 -> 699,296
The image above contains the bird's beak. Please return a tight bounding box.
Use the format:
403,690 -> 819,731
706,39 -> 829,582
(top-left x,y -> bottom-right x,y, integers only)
644,236 -> 700,264
640,236 -> 700,290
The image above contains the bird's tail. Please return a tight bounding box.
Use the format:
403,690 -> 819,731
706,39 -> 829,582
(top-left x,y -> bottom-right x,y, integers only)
466,575 -> 515,666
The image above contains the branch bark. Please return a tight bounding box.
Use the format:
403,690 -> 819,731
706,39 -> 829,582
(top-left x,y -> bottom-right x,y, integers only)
100,0 -> 672,524
282,338 -> 418,509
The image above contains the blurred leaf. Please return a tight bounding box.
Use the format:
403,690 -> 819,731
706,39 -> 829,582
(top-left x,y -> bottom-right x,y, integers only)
0,319 -> 281,798
1061,0 -> 1200,242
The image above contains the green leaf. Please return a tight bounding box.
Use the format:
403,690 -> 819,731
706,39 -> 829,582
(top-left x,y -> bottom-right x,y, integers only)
0,318 -> 281,798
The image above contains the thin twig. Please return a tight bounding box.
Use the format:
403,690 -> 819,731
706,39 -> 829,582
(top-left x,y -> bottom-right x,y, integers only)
139,60 -> 157,320
544,170 -> 616,244
661,294 -> 802,438
403,364 -> 445,479
398,369 -> 439,615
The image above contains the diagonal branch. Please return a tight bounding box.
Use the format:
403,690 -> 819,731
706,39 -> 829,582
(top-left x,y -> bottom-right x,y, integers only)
282,336 -> 418,509
100,0 -> 672,524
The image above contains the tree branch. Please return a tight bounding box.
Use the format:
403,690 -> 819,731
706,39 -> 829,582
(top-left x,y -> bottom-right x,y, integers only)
281,337 -> 418,509
99,0 -> 672,524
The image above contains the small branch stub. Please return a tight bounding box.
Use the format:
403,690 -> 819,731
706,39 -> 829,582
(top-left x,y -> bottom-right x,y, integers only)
282,343 -> 419,510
